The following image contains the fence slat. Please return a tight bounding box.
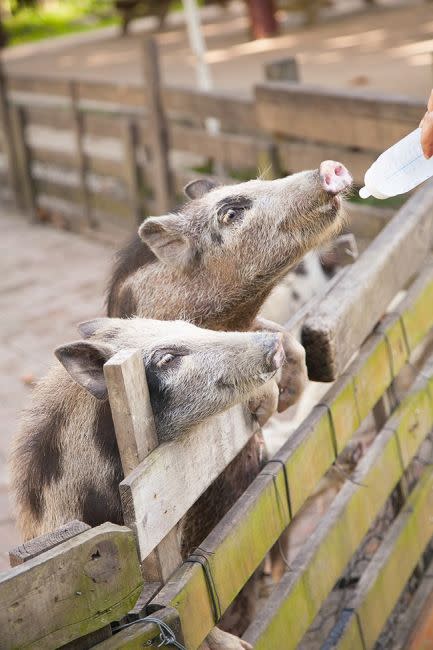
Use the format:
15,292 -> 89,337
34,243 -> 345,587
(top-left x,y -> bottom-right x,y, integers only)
119,403 -> 257,563
9,520 -> 90,567
141,38 -> 173,214
334,467 -> 433,649
256,82 -> 423,151
243,361 -> 433,649
0,523 -> 142,650
10,104 -> 36,218
150,266 -> 433,648
302,183 -> 433,381
104,349 -> 182,583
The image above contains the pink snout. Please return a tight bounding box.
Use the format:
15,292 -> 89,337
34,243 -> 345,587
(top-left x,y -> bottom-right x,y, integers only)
319,160 -> 353,195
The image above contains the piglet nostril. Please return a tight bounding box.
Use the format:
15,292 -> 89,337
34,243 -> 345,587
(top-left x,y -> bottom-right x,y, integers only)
319,160 -> 353,195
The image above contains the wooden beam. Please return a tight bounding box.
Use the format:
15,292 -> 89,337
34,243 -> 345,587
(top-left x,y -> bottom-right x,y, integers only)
9,520 -> 90,567
302,184 -> 433,381
9,104 -> 36,219
333,468 -> 433,649
104,349 -> 182,583
91,607 -> 184,649
70,80 -> 92,228
0,523 -> 142,650
162,86 -> 257,133
141,37 -> 173,214
149,267 -> 433,648
243,361 -> 433,650
119,403 -> 257,564
256,82 -> 424,151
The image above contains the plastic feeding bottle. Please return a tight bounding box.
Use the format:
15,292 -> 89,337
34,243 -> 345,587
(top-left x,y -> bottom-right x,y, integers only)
359,127 -> 433,200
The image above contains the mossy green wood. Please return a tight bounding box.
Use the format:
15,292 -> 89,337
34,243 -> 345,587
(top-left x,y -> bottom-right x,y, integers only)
0,523 -> 143,650
152,466 -> 291,648
92,608 -> 183,650
334,615 -> 365,650
244,367 -> 433,650
335,468 -> 433,649
150,270 -> 433,649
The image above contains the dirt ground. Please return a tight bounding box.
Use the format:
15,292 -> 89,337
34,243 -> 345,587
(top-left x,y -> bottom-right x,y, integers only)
0,208 -> 115,569
2,0 -> 433,100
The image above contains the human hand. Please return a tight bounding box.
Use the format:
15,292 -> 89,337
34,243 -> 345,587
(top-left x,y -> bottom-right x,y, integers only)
420,89 -> 433,159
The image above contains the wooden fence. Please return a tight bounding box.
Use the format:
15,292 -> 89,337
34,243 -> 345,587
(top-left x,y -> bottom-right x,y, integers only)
0,37 -> 426,244
1,37 -> 433,648
1,180 -> 433,647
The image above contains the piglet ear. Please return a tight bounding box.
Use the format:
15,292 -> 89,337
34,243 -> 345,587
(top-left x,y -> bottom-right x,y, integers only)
184,178 -> 218,200
78,318 -> 113,339
55,341 -> 114,400
138,214 -> 194,270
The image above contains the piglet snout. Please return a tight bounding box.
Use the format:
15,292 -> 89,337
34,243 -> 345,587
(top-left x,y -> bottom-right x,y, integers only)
319,160 -> 352,195
265,333 -> 286,371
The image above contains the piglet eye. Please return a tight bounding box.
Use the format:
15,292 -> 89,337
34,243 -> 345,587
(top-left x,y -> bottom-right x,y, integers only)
223,208 -> 237,224
157,353 -> 176,368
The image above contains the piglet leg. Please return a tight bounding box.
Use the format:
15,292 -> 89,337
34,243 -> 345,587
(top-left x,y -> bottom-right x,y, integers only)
251,316 -> 308,413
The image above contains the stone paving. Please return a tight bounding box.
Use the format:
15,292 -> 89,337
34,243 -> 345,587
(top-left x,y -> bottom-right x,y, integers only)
0,206 -> 115,570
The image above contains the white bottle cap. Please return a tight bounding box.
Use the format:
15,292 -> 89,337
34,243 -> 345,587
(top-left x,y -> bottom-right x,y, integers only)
359,186 -> 371,199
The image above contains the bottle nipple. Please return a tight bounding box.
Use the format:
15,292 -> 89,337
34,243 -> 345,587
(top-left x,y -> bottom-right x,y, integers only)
359,186 -> 371,199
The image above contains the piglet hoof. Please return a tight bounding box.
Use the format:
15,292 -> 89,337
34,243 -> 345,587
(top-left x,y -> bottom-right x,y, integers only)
248,379 -> 279,426
277,332 -> 308,413
202,627 -> 253,650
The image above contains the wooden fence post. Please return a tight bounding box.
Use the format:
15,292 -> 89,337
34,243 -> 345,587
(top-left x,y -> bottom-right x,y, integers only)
0,59 -> 20,208
104,349 -> 182,584
141,37 -> 173,215
10,104 -> 36,220
69,80 -> 93,229
122,118 -> 142,225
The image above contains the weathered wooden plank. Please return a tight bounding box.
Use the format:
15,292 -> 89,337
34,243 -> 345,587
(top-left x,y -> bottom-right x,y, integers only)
70,81 -> 92,227
29,145 -> 126,180
92,607 -> 184,649
9,520 -> 90,567
150,271 -> 433,649
169,124 -> 267,170
277,137 -> 375,185
391,561 -> 433,650
0,523 -> 142,650
77,79 -> 145,109
302,183 -> 433,381
10,104 -> 36,218
104,348 -> 182,583
0,62 -> 21,206
256,82 -> 424,151
162,85 -> 257,133
104,349 -> 158,476
151,460 -> 291,648
243,362 -> 433,650
120,404 -> 257,566
34,178 -> 132,222
122,119 -> 142,224
334,468 -> 433,650
8,75 -> 70,97
346,202 -> 394,242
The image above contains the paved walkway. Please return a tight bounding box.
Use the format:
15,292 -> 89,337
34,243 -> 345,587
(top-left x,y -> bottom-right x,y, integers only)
0,207 -> 115,570
2,0 -> 433,100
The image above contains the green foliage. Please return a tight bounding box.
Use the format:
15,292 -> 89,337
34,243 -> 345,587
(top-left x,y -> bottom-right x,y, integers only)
4,0 -> 119,46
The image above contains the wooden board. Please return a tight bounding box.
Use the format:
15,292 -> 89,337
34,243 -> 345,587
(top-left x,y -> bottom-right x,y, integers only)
243,360 -> 433,650
256,82 -> 424,151
92,607 -> 184,649
333,468 -> 433,649
9,520 -> 90,567
149,268 -> 433,648
162,85 -> 257,133
302,184 -> 433,381
0,523 -> 142,650
277,137 -> 375,185
120,404 -> 257,563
